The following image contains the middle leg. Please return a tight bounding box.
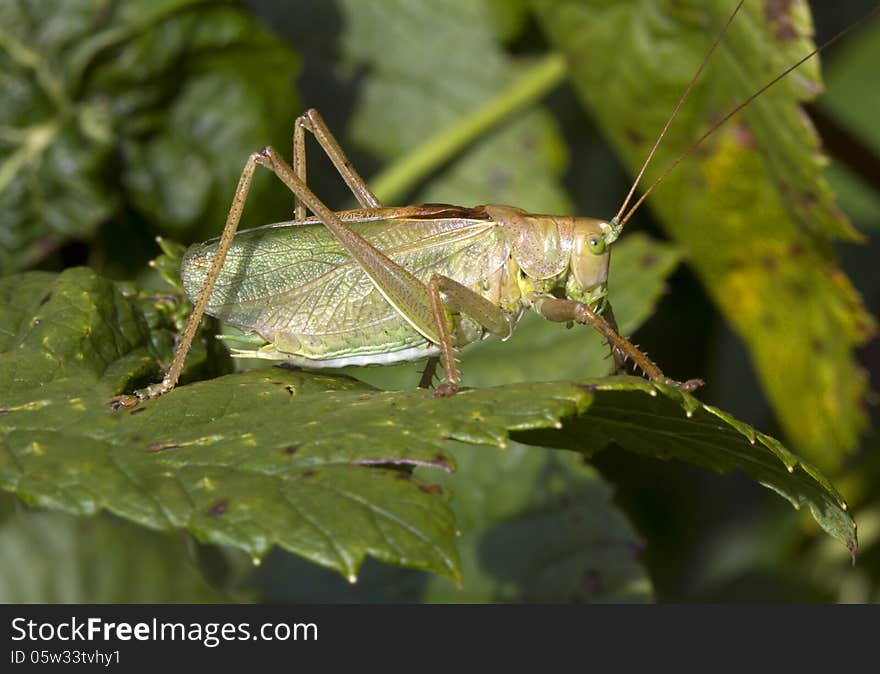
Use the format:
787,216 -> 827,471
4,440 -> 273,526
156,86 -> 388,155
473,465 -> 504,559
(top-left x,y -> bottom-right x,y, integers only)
428,274 -> 515,397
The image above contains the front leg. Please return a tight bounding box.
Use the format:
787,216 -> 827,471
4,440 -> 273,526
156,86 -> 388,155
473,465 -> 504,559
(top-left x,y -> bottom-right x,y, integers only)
532,295 -> 703,392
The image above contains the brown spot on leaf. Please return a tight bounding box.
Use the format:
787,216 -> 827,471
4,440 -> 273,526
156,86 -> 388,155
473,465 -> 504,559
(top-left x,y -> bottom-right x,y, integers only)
130,407 -> 147,416
788,280 -> 808,298
764,0 -> 799,40
302,470 -> 316,478
789,242 -> 804,257
731,121 -> 756,149
39,292 -> 52,306
418,483 -> 443,495
147,442 -> 180,452
208,500 -> 228,516
640,253 -> 659,269
395,471 -> 413,480
761,255 -> 777,272
855,321 -> 875,340
625,128 -> 644,146
284,385 -> 295,396
284,444 -> 300,455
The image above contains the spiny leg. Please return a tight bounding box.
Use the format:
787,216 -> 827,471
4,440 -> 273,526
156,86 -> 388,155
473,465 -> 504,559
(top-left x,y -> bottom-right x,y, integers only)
109,151 -> 264,406
293,108 -> 381,220
533,294 -> 703,392
292,116 -> 307,221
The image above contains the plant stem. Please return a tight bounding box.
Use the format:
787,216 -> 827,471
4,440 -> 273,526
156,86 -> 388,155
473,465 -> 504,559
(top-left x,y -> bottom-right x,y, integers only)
371,53 -> 567,204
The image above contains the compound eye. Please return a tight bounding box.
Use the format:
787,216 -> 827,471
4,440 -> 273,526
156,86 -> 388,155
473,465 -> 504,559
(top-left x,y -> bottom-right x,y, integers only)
586,235 -> 606,255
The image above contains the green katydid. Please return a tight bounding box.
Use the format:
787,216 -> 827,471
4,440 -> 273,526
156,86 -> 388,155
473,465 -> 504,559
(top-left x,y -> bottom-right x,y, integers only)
111,0 -> 873,406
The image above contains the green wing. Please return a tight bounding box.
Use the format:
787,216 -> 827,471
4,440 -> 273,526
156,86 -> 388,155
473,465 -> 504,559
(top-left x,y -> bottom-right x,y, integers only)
181,213 -> 510,362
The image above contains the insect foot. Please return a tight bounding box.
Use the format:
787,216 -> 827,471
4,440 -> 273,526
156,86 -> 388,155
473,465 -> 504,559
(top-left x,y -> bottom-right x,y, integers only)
673,378 -> 705,393
107,394 -> 140,410
433,382 -> 459,398
107,380 -> 172,409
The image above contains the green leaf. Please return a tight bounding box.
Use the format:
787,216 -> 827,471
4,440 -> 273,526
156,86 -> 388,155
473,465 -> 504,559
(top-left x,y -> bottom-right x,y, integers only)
534,0 -> 876,468
512,378 -> 856,557
417,444 -> 653,602
0,268 -> 856,585
485,0 -> 532,44
0,269 -> 460,583
0,505 -> 229,603
252,444 -> 654,602
0,0 -> 299,273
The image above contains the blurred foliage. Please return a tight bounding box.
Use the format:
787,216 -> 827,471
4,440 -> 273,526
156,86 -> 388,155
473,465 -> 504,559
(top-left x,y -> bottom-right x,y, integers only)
0,0 -> 878,602
340,0 -> 569,211
0,498 -> 233,603
0,0 -> 299,274
252,445 -> 655,603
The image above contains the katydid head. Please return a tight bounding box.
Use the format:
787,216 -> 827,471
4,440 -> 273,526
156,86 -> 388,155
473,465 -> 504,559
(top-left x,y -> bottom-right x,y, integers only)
485,205 -> 614,307
565,217 -> 613,306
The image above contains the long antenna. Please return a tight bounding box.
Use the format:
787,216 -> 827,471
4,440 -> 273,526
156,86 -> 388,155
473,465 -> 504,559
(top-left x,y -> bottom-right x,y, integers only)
612,0 -> 745,228
618,1 -> 880,229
